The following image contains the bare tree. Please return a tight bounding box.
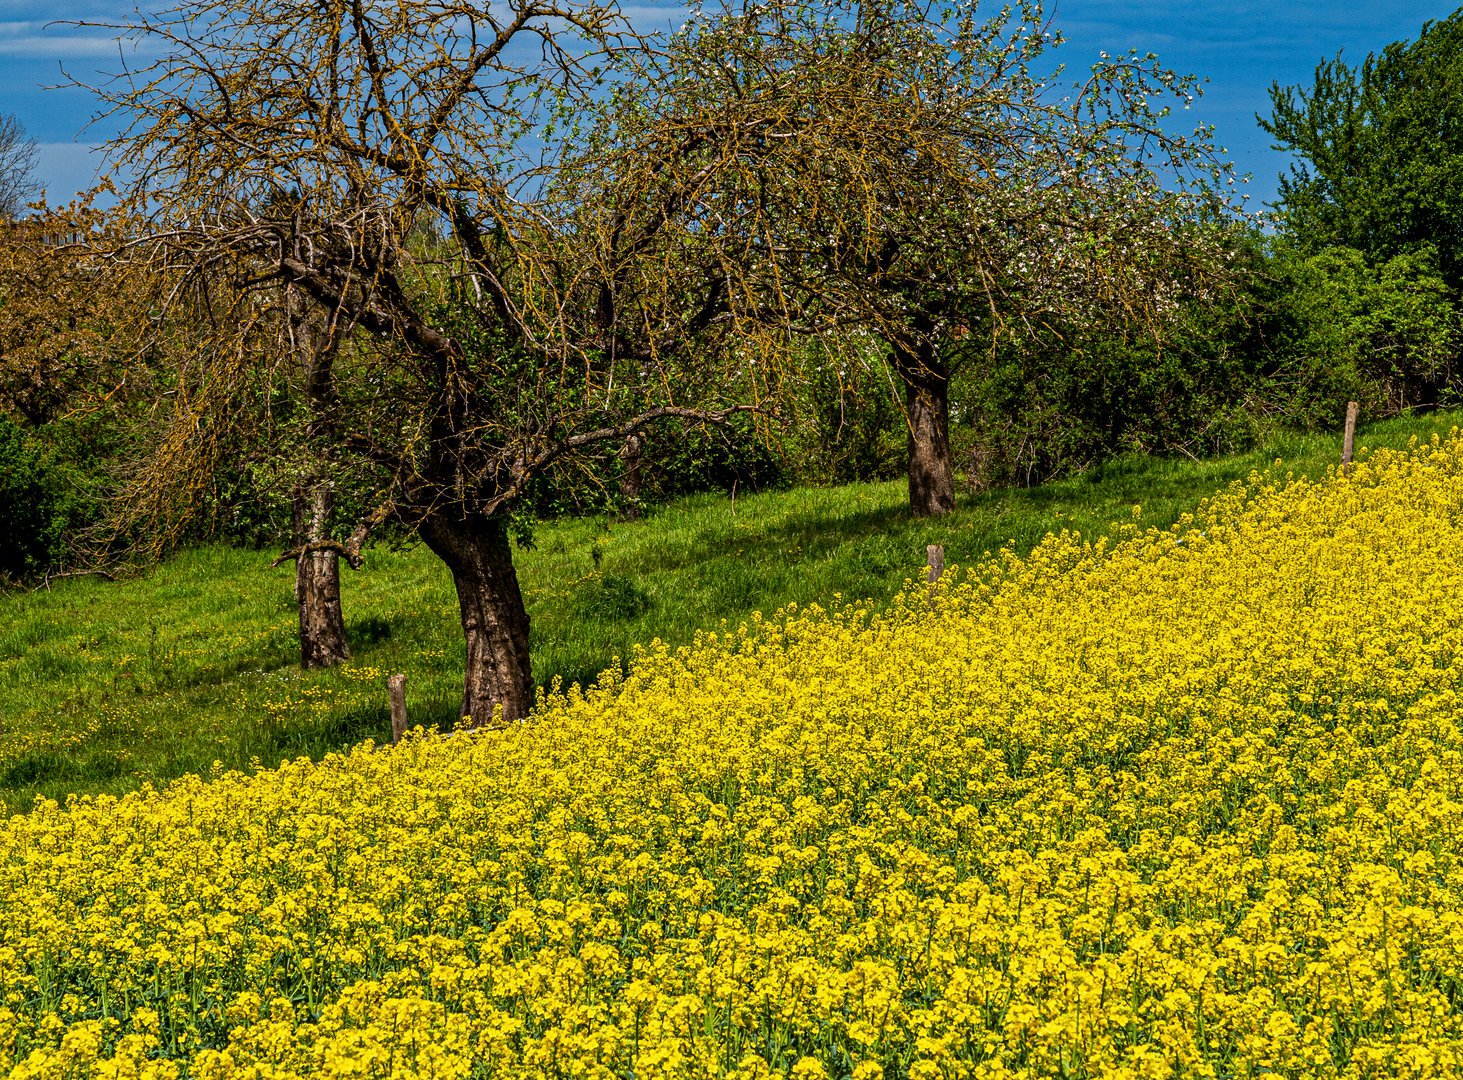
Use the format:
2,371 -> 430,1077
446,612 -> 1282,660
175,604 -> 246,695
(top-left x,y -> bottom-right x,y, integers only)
0,113 -> 39,220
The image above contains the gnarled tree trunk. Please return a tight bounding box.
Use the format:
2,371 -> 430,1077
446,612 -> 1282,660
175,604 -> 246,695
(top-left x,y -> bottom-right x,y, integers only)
293,482 -> 350,668
895,339 -> 955,517
418,508 -> 533,726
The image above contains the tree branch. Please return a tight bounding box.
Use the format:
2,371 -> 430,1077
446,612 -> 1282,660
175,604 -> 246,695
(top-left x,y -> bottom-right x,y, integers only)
482,404 -> 766,515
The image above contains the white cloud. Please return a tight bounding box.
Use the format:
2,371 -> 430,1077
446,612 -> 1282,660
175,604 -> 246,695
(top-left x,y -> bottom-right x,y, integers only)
0,12 -> 160,62
0,15 -> 152,60
0,33 -> 136,58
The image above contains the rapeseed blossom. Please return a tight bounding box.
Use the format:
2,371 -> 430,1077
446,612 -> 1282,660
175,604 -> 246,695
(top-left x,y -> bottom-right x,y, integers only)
4,435 -> 1463,1078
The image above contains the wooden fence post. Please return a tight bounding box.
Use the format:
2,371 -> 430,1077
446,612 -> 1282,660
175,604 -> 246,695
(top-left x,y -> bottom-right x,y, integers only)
388,673 -> 408,744
1342,400 -> 1359,476
926,544 -> 945,607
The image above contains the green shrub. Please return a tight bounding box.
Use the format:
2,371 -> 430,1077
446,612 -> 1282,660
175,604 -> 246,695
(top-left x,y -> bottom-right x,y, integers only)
0,415 -> 66,581
1261,245 -> 1462,421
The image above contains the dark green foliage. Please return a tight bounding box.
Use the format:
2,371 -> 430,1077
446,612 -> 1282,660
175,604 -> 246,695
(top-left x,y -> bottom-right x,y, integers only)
1255,10 -> 1463,430
625,418 -> 787,503
949,232 -> 1463,490
1261,9 -> 1463,288
518,414 -> 790,521
0,415 -> 71,581
516,369 -> 905,519
952,265 -> 1272,487
798,357 -> 905,485
1259,245 -> 1462,420
0,403 -> 167,582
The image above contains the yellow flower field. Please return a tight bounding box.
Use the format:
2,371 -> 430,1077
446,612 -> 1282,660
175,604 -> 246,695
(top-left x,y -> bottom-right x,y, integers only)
4,435 -> 1463,1079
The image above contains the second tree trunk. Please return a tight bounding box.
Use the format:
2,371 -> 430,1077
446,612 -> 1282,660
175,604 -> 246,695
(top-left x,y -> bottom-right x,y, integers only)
294,482 -> 350,668
897,341 -> 955,517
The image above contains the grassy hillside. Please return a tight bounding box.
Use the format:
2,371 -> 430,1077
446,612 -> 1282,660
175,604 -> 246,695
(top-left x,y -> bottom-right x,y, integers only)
1,409 -> 1459,814
5,426 -> 1463,1077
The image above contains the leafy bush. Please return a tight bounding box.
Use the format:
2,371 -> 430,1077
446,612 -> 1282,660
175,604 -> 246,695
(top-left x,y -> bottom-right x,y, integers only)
1261,244 -> 1462,421
792,354 -> 906,485
949,239 -> 1463,491
0,415 -> 65,581
953,292 -> 1270,488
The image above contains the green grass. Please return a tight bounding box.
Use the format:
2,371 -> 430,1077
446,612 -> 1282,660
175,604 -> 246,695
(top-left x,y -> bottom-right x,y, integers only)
2,408 -> 1458,814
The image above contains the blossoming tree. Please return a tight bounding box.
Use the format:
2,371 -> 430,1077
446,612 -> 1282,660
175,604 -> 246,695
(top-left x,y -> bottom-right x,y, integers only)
598,0 -> 1245,515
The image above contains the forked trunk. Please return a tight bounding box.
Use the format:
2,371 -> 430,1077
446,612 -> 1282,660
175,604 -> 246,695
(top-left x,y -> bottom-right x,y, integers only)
897,341 -> 955,517
294,482 -> 350,668
418,509 -> 533,726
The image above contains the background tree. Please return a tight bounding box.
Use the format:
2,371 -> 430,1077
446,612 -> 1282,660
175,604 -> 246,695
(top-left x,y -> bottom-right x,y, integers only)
953,235 -> 1273,487
0,201 -> 142,582
596,0 -> 1244,516
0,200 -> 129,428
1257,244 -> 1462,417
0,112 -> 39,220
1261,9 -> 1463,289
1259,10 -> 1463,417
266,285 -> 358,669
90,253 -> 384,672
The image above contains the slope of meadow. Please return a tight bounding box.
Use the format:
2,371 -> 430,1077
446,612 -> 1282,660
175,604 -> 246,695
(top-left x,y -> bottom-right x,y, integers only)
5,411 -> 1461,815
3,434 -> 1463,1078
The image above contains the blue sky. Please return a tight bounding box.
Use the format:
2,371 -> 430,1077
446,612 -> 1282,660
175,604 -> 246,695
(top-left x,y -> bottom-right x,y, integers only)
0,0 -> 1456,211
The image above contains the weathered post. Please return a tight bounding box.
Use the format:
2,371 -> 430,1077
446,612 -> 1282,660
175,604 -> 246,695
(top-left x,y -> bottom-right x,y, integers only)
388,673 -> 408,744
926,544 -> 945,584
927,543 -> 945,607
1342,400 -> 1359,476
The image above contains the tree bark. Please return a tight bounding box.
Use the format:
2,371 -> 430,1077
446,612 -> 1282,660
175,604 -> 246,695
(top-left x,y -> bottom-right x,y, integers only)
896,340 -> 955,517
418,508 -> 534,726
619,431 -> 644,520
284,283 -> 352,668
293,482 -> 351,668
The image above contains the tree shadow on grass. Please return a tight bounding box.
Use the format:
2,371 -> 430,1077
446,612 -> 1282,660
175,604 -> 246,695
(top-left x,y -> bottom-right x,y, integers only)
349,614 -> 395,647
0,750 -> 80,787
624,502 -> 913,576
0,749 -> 134,811
264,704 -> 392,757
